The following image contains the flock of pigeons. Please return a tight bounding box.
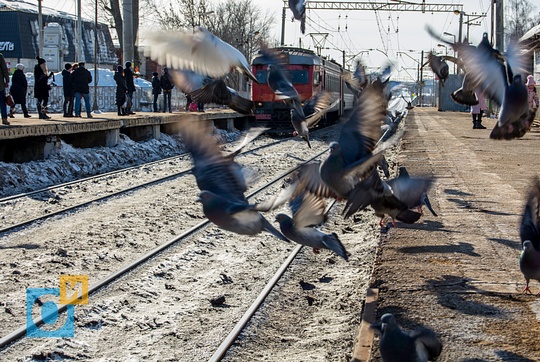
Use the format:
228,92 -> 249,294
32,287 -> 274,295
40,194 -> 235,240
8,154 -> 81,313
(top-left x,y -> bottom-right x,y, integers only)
142,20 -> 540,362
426,26 -> 538,140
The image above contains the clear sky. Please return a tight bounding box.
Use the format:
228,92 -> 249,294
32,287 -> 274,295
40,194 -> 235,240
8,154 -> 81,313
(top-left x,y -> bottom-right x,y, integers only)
42,0 -> 494,81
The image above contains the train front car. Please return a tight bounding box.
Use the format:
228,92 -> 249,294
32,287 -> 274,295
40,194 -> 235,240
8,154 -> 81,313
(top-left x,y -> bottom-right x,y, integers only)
251,47 -> 355,131
251,47 -> 319,130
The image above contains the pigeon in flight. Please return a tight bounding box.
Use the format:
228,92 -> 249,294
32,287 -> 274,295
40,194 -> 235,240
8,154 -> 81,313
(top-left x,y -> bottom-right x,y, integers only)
520,176 -> 540,294
288,0 -> 307,34
179,118 -> 288,241
397,166 -> 437,217
290,91 -> 337,148
190,78 -> 254,114
145,26 -> 258,83
275,189 -> 348,260
371,313 -> 443,362
427,52 -> 450,86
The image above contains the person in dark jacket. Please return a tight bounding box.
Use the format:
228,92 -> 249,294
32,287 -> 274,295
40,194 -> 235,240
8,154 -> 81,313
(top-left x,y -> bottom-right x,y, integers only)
0,53 -> 10,125
72,61 -> 93,118
160,67 -> 174,113
114,65 -> 128,116
62,63 -> 74,117
124,61 -> 136,115
34,56 -> 54,120
151,71 -> 161,112
8,63 -> 31,118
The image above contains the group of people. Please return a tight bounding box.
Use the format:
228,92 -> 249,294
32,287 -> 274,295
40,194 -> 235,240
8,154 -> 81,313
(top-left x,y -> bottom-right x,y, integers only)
150,67 -> 175,113
113,61 -> 138,116
61,60 -> 93,118
470,74 -> 539,130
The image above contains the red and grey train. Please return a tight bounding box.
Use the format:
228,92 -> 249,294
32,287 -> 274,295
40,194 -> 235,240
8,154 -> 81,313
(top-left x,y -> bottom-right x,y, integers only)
250,47 -> 355,129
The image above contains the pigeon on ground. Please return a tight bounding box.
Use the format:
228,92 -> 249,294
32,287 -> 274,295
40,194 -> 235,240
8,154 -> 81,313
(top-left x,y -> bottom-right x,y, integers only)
275,189 -> 348,260
179,118 -> 288,241
371,313 -> 443,362
190,78 -> 254,114
519,177 -> 540,294
288,0 -> 306,34
145,26 -> 258,83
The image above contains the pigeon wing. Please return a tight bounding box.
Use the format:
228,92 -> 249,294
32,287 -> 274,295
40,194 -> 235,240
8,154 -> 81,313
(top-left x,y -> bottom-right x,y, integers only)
290,191 -> 327,228
521,177 -> 540,250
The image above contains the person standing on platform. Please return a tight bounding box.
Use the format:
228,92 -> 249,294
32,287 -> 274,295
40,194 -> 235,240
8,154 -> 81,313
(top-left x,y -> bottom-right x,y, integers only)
114,65 -> 128,116
151,71 -> 161,112
160,67 -> 174,113
9,63 -> 31,119
526,75 -> 539,110
124,61 -> 136,115
471,89 -> 487,129
62,63 -> 74,117
34,56 -> 54,120
0,53 -> 9,125
72,61 -> 93,118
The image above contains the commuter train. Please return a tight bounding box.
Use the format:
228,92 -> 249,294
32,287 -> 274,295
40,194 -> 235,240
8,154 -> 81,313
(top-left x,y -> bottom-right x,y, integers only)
250,47 -> 355,129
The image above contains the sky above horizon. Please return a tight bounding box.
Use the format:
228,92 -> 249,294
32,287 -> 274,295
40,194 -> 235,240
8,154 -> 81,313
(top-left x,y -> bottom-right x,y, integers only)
41,0 -> 496,82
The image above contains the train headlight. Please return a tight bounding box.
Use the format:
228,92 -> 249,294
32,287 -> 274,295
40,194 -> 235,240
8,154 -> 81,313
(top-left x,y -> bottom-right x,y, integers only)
257,102 -> 263,106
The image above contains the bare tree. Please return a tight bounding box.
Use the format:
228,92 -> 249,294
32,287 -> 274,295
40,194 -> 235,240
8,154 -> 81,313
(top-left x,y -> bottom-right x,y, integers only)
147,0 -> 273,90
505,0 -> 538,42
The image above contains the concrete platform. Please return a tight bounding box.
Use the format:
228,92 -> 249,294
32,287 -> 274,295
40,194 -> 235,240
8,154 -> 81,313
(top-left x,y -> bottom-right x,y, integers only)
0,109 -> 251,163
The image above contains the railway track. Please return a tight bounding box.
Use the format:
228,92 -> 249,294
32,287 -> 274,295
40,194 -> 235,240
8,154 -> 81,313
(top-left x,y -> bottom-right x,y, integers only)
0,121 -> 394,360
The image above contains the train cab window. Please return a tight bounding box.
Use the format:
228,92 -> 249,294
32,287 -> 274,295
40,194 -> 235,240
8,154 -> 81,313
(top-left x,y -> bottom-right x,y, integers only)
313,72 -> 320,86
256,70 -> 268,83
288,70 -> 309,84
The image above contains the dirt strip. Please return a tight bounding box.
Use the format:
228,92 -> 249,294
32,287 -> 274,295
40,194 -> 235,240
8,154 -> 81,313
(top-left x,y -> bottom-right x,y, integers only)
365,108 -> 540,361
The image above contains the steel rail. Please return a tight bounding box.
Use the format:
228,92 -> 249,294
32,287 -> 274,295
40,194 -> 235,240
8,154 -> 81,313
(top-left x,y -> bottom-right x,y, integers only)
0,152 -> 189,204
0,138 -> 287,235
0,147 -> 328,350
209,198 -> 338,362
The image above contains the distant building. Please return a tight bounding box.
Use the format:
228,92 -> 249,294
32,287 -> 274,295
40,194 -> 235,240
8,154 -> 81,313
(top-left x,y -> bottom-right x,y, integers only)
0,0 -> 117,72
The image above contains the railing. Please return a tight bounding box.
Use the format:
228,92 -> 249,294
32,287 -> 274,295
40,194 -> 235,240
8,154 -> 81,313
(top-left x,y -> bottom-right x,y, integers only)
19,86 -> 189,113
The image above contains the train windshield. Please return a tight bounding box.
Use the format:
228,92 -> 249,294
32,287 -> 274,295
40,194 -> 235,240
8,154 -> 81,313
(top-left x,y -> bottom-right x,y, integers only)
255,70 -> 309,84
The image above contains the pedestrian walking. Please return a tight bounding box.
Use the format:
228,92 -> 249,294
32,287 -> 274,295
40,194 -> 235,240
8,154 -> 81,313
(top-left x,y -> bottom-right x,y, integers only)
0,52 -> 9,125
471,89 -> 487,129
114,65 -> 128,116
124,61 -> 136,115
526,75 -> 539,109
62,63 -> 74,117
8,63 -> 31,119
72,61 -> 93,118
34,56 -> 54,120
160,67 -> 174,113
151,71 -> 161,112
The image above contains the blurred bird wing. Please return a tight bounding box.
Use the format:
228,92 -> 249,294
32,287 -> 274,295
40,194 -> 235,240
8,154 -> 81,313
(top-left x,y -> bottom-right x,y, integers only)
170,69 -> 209,93
305,91 -> 336,127
453,40 -> 507,105
146,27 -> 257,82
296,162 -> 337,199
288,0 -> 305,19
339,85 -> 386,165
179,118 -> 248,201
227,126 -> 268,159
410,328 -> 443,360
190,79 -> 232,105
228,90 -> 254,114
290,191 -> 327,228
386,176 -> 433,208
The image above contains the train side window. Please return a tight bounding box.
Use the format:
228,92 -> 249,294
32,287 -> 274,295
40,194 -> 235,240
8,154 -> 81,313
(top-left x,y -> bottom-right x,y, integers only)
313,72 -> 320,85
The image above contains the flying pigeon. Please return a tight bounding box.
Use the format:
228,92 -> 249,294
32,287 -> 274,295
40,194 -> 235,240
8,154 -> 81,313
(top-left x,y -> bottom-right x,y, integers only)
520,176 -> 540,294
290,91 -> 337,148
145,26 -> 258,83
397,166 -> 438,217
427,27 -> 534,139
179,118 -> 288,241
190,78 -> 254,114
371,313 -> 443,362
427,52 -> 450,86
275,189 -> 348,260
288,0 -> 306,34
